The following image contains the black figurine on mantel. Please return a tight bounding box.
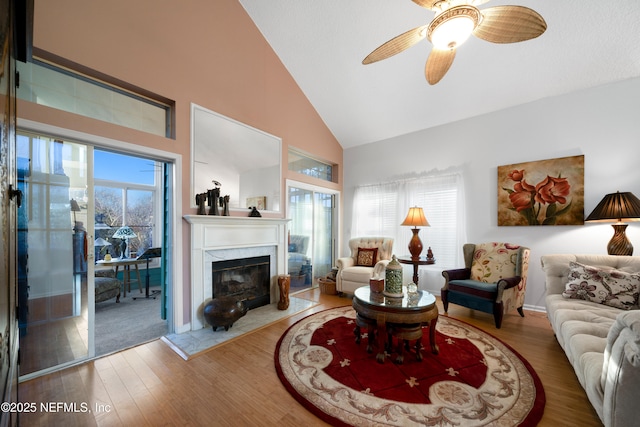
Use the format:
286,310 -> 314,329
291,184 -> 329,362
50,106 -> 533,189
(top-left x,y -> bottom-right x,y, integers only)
195,192 -> 208,215
207,180 -> 222,216
248,206 -> 261,217
222,195 -> 230,216
207,187 -> 220,215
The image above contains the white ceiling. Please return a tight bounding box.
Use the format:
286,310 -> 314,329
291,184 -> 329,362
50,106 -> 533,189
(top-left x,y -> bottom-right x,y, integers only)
238,0 -> 640,150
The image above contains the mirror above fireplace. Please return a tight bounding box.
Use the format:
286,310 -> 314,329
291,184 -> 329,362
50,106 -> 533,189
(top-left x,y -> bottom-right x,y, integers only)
190,103 -> 282,213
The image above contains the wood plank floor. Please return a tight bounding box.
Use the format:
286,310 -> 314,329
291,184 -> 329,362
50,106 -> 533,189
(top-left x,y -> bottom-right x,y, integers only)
18,288 -> 603,426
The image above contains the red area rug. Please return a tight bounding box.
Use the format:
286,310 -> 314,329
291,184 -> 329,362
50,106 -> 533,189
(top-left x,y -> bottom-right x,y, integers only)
275,306 -> 544,426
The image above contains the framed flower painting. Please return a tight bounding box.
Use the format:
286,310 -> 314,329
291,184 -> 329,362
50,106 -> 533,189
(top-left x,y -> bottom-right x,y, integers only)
498,155 -> 584,226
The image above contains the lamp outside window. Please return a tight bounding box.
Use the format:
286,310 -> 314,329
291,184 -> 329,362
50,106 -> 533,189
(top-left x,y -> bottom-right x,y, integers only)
585,191 -> 640,256
112,226 -> 137,259
401,206 -> 430,260
70,199 -> 81,232
94,237 -> 112,261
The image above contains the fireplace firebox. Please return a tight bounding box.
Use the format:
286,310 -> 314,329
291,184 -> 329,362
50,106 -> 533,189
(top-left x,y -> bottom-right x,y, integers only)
211,255 -> 270,310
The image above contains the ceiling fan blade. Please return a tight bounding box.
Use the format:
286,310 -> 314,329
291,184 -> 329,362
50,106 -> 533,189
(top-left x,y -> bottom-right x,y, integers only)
362,25 -> 429,64
411,0 -> 440,10
425,48 -> 456,85
474,6 -> 547,44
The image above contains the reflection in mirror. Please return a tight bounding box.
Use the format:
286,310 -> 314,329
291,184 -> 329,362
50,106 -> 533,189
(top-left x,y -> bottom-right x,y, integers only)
191,104 -> 282,213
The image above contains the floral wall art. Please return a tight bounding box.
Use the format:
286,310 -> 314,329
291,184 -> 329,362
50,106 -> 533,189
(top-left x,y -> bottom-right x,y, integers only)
498,155 -> 584,226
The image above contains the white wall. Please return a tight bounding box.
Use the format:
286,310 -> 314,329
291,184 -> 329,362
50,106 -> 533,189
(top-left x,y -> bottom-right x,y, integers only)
343,77 -> 640,311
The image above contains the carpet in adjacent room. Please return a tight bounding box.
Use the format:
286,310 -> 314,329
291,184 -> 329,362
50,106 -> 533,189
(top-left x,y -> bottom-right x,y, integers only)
95,287 -> 167,356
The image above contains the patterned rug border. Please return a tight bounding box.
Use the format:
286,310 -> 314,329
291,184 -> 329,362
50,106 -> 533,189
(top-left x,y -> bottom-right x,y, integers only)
274,306 -> 545,427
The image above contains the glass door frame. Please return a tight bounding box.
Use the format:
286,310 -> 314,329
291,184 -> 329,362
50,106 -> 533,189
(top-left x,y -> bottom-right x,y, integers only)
16,131 -> 92,377
286,179 -> 340,288
17,119 -> 182,379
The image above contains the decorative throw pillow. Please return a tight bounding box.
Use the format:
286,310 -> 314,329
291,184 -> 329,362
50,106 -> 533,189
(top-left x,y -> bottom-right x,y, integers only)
562,261 -> 640,310
356,247 -> 378,267
288,243 -> 298,253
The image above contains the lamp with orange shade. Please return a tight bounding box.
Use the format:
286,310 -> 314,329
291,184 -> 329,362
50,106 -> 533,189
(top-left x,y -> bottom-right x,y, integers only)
401,206 -> 430,260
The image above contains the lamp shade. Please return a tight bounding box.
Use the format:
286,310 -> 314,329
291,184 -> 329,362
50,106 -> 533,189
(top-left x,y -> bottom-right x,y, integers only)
428,5 -> 480,50
112,226 -> 136,239
585,192 -> 640,222
94,237 -> 112,247
69,199 -> 81,212
401,207 -> 430,228
586,191 -> 640,256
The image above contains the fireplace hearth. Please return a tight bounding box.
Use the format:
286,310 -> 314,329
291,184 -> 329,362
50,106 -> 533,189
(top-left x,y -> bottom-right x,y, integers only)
212,255 -> 270,310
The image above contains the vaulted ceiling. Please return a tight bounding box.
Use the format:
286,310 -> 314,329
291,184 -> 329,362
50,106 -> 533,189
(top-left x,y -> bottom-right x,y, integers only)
238,0 -> 640,149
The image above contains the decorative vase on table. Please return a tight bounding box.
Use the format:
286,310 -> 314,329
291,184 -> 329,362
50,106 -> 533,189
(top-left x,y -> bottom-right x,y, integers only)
384,255 -> 404,298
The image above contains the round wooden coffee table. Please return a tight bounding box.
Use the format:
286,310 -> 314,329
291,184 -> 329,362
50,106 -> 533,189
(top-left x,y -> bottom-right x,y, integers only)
352,286 -> 439,363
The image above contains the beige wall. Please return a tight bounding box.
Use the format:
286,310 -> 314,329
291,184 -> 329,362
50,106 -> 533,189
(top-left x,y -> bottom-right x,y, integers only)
23,0 -> 343,326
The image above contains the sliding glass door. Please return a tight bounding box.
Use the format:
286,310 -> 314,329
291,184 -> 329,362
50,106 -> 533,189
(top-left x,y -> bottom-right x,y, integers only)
287,182 -> 338,291
17,129 -> 171,377
17,132 -> 90,374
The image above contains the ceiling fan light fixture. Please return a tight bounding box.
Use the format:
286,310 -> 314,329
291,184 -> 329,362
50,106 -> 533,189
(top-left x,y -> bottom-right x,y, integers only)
428,5 -> 480,49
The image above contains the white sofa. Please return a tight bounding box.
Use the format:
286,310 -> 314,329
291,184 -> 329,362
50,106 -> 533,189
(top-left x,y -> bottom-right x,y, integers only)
541,254 -> 640,427
336,237 -> 393,295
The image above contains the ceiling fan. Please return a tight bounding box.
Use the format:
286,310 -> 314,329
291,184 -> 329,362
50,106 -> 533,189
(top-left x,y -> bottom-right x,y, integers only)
362,0 -> 547,84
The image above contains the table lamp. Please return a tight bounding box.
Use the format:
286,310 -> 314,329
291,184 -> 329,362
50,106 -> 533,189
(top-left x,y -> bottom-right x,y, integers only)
70,199 -> 81,231
585,191 -> 640,256
94,237 -> 112,261
112,226 -> 136,259
401,206 -> 430,260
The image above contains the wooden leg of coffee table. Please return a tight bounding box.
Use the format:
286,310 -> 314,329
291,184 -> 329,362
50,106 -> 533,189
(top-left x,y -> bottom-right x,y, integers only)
376,315 -> 387,363
428,317 -> 439,354
415,338 -> 423,361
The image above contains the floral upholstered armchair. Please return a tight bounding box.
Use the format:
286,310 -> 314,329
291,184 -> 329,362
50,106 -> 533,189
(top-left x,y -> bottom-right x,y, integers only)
336,237 -> 394,295
441,242 -> 530,328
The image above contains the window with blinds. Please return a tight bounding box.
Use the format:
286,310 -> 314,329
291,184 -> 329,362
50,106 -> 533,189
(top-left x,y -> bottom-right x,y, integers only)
352,172 -> 465,269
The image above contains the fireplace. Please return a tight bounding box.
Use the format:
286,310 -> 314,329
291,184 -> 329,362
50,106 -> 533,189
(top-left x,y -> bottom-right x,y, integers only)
212,255 -> 270,310
184,215 -> 290,332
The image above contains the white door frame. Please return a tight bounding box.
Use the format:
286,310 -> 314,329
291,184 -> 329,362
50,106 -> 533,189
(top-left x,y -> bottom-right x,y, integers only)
286,179 -> 341,275
18,119 -> 184,337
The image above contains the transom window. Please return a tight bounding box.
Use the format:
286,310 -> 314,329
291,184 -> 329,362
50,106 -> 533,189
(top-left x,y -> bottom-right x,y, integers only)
17,60 -> 171,138
288,149 -> 335,183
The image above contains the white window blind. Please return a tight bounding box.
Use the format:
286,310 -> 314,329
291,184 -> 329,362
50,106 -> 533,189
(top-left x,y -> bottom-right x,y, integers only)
352,171 -> 466,270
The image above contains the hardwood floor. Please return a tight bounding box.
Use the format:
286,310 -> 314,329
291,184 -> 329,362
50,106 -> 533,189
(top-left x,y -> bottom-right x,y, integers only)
18,288 -> 602,426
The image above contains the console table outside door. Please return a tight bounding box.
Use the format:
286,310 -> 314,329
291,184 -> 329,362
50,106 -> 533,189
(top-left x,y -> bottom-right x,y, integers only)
96,258 -> 145,297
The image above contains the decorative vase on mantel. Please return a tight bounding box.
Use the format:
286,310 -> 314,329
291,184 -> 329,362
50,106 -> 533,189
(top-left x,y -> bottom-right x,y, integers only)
384,255 -> 403,298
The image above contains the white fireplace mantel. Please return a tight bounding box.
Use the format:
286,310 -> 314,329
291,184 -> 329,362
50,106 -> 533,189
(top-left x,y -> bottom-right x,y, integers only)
184,215 -> 290,330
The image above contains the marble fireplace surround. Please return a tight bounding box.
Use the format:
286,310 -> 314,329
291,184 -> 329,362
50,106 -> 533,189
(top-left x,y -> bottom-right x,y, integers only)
184,215 -> 289,331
